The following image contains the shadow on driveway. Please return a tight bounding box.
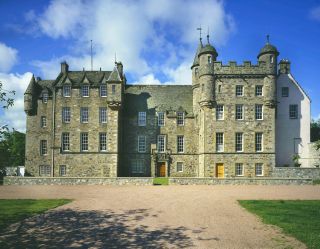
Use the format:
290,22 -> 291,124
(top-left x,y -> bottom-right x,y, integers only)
0,208 -> 197,248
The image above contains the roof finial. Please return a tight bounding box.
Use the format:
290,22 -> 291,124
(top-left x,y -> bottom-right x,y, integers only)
266,34 -> 270,44
114,52 -> 117,64
207,27 -> 210,44
197,26 -> 202,43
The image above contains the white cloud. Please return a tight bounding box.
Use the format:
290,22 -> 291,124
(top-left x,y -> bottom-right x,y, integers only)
31,0 -> 235,84
0,72 -> 33,131
310,6 -> 320,21
0,43 -> 18,72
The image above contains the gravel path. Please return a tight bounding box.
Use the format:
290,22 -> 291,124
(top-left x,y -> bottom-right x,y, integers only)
1,185 -> 319,248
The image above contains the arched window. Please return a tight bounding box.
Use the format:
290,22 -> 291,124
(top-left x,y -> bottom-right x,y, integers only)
270,55 -> 274,64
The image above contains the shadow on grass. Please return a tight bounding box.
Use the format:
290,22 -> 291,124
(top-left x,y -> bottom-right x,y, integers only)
0,208 -> 195,248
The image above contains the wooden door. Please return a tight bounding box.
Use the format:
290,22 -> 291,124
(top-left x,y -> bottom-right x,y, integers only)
216,163 -> 224,178
158,163 -> 166,177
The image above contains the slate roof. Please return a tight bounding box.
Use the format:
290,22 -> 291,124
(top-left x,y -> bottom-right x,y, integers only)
192,40 -> 203,68
124,85 -> 193,116
198,43 -> 218,57
258,43 -> 279,57
55,71 -> 112,87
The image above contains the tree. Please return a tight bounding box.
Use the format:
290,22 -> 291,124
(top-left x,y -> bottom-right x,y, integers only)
311,119 -> 320,142
0,80 -> 16,139
0,130 -> 25,175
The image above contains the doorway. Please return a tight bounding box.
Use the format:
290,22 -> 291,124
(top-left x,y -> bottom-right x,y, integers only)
157,162 -> 166,177
216,163 -> 224,178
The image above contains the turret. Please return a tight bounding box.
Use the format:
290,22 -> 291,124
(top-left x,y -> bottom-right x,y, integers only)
107,63 -> 124,109
24,75 -> 36,115
258,36 -> 279,108
198,34 -> 217,107
257,35 -> 279,74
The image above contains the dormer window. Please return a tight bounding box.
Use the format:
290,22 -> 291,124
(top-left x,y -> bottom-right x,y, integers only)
43,92 -> 48,103
100,85 -> 107,97
177,112 -> 185,126
81,85 -> 89,97
208,56 -> 212,64
63,85 -> 71,97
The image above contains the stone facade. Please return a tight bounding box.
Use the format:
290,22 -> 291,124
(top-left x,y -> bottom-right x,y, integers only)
24,37 -> 311,178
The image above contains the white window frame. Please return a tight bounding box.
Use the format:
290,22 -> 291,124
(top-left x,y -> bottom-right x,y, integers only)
138,112 -> 146,126
99,107 -> 107,123
255,104 -> 263,120
99,133 -> 107,152
177,112 -> 185,126
63,85 -> 71,97
100,84 -> 107,97
255,133 -> 263,152
235,133 -> 243,152
157,112 -> 165,127
255,163 -> 264,176
40,140 -> 47,155
131,159 -> 145,174
235,85 -> 243,96
157,135 -> 165,153
80,107 -> 89,123
216,133 -> 224,152
216,105 -> 224,120
289,104 -> 298,119
138,136 -> 146,153
177,135 -> 184,153
62,133 -> 70,151
39,165 -> 51,176
62,107 -> 71,123
235,104 -> 243,120
80,133 -> 88,152
235,163 -> 244,176
176,162 -> 183,172
81,85 -> 89,97
41,116 -> 47,128
42,92 -> 48,103
59,165 -> 66,176
255,85 -> 263,96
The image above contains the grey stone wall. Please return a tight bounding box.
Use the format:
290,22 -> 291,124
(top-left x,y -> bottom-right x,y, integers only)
169,177 -> 312,185
4,177 -> 153,185
271,167 -> 320,180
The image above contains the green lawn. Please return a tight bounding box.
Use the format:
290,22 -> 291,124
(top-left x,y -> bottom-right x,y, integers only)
239,200 -> 320,249
153,177 -> 169,185
0,199 -> 71,233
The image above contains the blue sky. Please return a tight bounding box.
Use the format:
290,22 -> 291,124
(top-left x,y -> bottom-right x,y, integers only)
0,0 -> 319,131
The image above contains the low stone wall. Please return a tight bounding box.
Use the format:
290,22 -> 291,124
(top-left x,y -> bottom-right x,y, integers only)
3,177 -> 153,186
169,177 -> 313,185
271,167 -> 320,180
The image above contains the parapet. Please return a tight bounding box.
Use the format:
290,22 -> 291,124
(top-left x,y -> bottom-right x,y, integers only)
213,61 -> 274,76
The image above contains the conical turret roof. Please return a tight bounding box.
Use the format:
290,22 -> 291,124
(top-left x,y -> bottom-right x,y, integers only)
191,39 -> 203,68
25,74 -> 36,94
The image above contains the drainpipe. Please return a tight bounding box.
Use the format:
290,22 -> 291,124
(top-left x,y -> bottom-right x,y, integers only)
51,87 -> 56,177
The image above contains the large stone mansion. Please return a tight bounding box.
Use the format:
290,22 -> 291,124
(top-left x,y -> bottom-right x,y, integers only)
24,36 -> 312,178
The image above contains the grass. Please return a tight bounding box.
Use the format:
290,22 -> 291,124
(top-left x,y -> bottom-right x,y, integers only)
0,199 -> 71,233
153,177 -> 169,185
239,200 -> 320,249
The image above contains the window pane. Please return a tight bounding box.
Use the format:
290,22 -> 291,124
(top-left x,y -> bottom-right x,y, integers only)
99,133 -> 107,151
81,85 -> 89,97
177,112 -> 184,126
157,135 -> 165,152
235,133 -> 243,152
100,85 -> 107,97
282,87 -> 289,97
255,133 -> 263,152
62,107 -> 71,123
177,136 -> 184,153
235,163 -> 243,176
80,107 -> 89,123
255,85 -> 263,96
80,133 -> 88,151
255,104 -> 263,120
59,165 -> 66,176
40,140 -> 47,155
41,116 -> 47,128
236,85 -> 243,96
63,85 -> 71,97
177,162 -> 183,172
138,112 -> 146,126
62,133 -> 70,151
216,133 -> 224,152
131,160 -> 145,173
43,93 -> 48,103
216,105 -> 224,120
289,105 -> 298,119
138,136 -> 146,153
255,163 -> 263,176
236,105 -> 243,120
99,107 -> 107,123
157,112 -> 165,126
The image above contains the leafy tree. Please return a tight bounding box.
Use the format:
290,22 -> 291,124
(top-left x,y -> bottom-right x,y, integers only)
0,130 -> 25,175
311,119 -> 320,142
0,80 -> 16,139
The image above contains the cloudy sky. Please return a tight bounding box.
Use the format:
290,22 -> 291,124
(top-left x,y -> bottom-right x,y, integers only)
0,0 -> 320,131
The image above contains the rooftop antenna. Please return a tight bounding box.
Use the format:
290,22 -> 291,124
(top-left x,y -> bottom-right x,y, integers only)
197,26 -> 202,42
90,40 -> 93,71
266,34 -> 270,44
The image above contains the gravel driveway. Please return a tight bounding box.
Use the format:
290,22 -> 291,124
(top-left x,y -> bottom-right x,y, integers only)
1,185 -> 319,248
